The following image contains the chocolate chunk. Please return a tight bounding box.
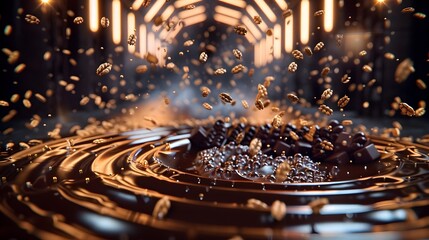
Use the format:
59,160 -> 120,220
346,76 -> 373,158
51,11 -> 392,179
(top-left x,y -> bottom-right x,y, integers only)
334,132 -> 352,152
353,136 -> 367,145
285,123 -> 297,132
273,141 -> 293,156
332,125 -> 344,134
352,143 -> 380,163
328,119 -> 340,128
212,134 -> 226,147
319,127 -> 330,139
294,141 -> 312,156
213,120 -> 225,130
327,151 -> 350,165
349,142 -> 364,152
189,127 -> 208,149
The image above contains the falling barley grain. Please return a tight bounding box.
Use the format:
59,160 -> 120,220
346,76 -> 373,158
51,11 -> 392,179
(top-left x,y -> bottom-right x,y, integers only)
314,10 -> 324,16
14,63 -> 26,73
96,62 -> 112,76
25,14 -> 40,24
271,200 -> 287,221
202,102 -> 213,110
152,196 -> 170,220
73,16 -> 84,24
100,17 -> 110,28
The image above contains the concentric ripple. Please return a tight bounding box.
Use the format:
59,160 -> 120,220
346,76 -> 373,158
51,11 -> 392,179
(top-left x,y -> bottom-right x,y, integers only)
1,125 -> 429,239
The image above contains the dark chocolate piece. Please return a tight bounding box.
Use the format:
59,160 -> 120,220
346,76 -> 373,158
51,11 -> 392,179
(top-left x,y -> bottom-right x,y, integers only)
273,141 -> 293,156
327,151 -> 350,165
352,143 -> 380,163
294,141 -> 312,156
334,132 -> 352,152
189,127 -> 208,149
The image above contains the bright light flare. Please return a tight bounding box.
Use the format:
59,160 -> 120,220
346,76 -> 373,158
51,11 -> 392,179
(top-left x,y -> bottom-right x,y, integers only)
89,0 -> 99,32
324,0 -> 334,32
300,0 -> 310,44
284,14 -> 293,53
112,0 -> 121,44
41,0 -> 50,4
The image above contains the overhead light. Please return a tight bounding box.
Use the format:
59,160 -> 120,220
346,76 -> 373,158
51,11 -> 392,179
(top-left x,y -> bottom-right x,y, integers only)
112,0 -> 121,44
300,0 -> 310,44
89,0 -> 99,32
324,0 -> 334,32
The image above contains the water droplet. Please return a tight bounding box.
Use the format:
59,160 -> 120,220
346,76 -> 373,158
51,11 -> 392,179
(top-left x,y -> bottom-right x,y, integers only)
197,178 -> 201,184
185,186 -> 190,193
199,193 -> 204,200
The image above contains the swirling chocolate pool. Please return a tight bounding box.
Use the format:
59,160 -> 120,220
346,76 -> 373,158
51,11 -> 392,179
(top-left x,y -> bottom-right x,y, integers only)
1,122 -> 429,239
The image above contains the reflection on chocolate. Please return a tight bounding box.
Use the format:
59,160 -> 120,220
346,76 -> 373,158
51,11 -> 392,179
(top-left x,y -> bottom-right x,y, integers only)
1,122 -> 429,239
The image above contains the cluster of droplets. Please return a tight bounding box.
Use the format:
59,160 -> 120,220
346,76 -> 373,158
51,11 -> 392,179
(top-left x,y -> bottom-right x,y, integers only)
195,142 -> 328,183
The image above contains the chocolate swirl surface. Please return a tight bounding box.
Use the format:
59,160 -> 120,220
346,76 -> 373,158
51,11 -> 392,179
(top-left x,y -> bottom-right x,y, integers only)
1,123 -> 429,239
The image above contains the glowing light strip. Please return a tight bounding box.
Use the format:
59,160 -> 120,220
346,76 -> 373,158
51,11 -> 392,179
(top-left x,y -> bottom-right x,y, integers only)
215,6 -> 242,19
144,0 -> 165,23
244,30 -> 256,43
155,39 -> 163,66
324,0 -> 334,32
183,13 -> 207,26
273,24 -> 281,59
179,6 -> 206,19
275,0 -> 288,10
254,43 -> 260,67
161,5 -> 175,20
139,24 -> 146,56
242,15 -> 261,40
300,0 -> 310,44
151,6 -> 174,33
89,0 -> 99,32
148,32 -> 155,54
266,35 -> 273,63
131,0 -> 144,10
165,23 -> 184,42
245,5 -> 268,32
285,15 -> 293,53
213,13 -> 239,27
128,13 -> 136,53
260,38 -> 266,66
218,0 -> 246,8
254,0 -> 277,22
159,28 -> 169,40
112,0 -> 121,44
174,0 -> 202,8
